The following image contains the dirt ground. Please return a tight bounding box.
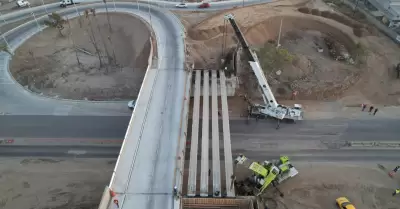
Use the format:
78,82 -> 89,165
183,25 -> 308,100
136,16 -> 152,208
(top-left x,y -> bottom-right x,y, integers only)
1,160 -> 399,209
178,0 -> 400,107
10,13 -> 152,100
0,158 -> 115,209
263,162 -> 400,209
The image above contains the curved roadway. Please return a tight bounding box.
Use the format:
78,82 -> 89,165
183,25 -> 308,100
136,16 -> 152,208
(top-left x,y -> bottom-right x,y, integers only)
0,1 -> 272,209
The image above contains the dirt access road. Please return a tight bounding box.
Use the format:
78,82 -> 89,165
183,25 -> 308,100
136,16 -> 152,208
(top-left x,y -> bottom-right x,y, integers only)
10,13 -> 152,100
2,158 -> 397,209
265,162 -> 400,209
0,158 -> 115,209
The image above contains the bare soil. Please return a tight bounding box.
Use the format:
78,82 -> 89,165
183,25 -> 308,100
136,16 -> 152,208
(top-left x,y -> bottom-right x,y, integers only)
0,158 -> 115,209
263,162 -> 400,209
10,13 -> 152,100
181,0 -> 400,107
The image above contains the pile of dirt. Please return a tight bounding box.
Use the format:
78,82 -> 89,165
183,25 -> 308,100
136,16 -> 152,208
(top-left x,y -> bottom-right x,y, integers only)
10,13 -> 152,100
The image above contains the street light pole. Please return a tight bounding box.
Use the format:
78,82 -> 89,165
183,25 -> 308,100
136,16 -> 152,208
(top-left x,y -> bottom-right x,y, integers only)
148,0 -> 152,26
112,0 -> 117,12
0,12 -> 8,25
0,30 -> 12,54
28,4 -> 41,32
40,0 -> 49,15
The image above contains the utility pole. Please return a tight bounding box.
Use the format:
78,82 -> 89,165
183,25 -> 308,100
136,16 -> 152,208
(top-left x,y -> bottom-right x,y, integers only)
276,18 -> 283,48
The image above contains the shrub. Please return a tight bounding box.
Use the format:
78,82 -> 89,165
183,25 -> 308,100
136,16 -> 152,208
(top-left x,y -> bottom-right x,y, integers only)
320,10 -> 332,18
256,43 -> 295,73
298,7 -> 311,14
311,9 -> 321,16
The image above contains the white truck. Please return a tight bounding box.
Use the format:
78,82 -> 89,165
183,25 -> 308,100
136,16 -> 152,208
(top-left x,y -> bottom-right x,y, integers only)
16,0 -> 30,7
60,0 -> 84,7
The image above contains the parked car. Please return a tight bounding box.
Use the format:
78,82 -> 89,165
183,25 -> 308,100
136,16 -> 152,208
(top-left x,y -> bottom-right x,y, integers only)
336,197 -> 356,209
128,100 -> 136,110
198,2 -> 210,8
16,0 -> 30,7
175,3 -> 187,8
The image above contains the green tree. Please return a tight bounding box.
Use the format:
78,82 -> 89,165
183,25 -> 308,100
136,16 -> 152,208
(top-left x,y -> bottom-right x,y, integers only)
43,13 -> 67,37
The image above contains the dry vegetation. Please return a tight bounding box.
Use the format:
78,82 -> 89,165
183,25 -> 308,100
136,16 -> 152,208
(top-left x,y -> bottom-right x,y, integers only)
181,0 -> 400,106
10,13 -> 152,100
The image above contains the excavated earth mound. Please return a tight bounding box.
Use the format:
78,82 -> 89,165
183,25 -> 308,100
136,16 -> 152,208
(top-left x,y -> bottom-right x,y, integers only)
187,14 -> 362,100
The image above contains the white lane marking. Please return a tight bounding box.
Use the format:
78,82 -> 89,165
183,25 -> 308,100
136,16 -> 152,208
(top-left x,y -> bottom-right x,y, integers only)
67,150 -> 87,155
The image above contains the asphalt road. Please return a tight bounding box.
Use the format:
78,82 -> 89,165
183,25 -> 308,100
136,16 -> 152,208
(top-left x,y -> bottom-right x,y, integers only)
2,145 -> 399,162
2,116 -> 399,141
2,116 -> 400,162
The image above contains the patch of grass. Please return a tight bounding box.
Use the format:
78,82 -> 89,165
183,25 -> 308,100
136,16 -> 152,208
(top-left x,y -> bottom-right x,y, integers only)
255,43 -> 295,74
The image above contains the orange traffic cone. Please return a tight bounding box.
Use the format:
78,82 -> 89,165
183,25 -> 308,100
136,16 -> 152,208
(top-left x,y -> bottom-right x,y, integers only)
113,199 -> 119,208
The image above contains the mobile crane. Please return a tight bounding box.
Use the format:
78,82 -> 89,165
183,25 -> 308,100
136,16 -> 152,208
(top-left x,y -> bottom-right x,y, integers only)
224,14 -> 303,121
233,154 -> 299,196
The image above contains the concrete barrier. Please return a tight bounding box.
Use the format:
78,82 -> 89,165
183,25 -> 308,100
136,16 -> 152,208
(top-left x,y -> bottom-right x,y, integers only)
348,141 -> 400,148
104,32 -> 154,209
98,186 -> 111,209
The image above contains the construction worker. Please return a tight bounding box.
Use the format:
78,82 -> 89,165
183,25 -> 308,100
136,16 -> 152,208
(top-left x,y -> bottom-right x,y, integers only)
173,185 -> 179,198
361,103 -> 366,111
369,106 -> 374,114
392,189 -> 400,196
113,199 -> 119,208
373,108 -> 378,115
389,166 -> 400,177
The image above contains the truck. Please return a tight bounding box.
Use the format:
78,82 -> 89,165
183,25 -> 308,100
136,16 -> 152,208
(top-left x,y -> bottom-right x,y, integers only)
60,0 -> 83,7
224,14 -> 304,121
233,155 -> 298,196
16,0 -> 30,7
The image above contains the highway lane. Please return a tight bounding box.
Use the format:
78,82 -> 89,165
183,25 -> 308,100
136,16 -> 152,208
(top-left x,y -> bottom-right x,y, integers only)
2,145 -> 400,162
0,116 -> 130,138
2,116 -> 400,141
0,0 -> 274,26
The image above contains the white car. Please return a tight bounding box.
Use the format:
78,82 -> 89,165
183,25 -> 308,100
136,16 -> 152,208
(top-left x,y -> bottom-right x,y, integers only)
16,0 -> 30,7
175,3 -> 187,8
128,100 -> 136,110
